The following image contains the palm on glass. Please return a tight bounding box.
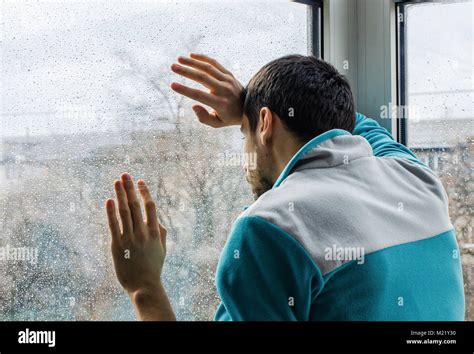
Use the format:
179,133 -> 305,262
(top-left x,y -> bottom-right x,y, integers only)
170,53 -> 245,128
105,173 -> 166,296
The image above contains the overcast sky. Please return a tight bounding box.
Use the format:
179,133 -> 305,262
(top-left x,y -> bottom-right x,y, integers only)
0,0 -> 307,137
406,1 -> 473,121
0,0 -> 472,137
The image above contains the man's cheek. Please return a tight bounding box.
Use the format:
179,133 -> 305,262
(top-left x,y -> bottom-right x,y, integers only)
245,152 -> 258,171
245,170 -> 251,183
245,168 -> 255,185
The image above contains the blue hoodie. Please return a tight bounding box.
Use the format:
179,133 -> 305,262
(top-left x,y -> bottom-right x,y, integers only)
213,113 -> 465,321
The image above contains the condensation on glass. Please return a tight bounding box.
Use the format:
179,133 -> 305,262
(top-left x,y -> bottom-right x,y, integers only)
0,0 -> 307,320
404,1 -> 473,319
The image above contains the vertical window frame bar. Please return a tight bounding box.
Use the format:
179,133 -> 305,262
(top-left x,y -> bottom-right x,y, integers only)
395,1 -> 408,145
295,0 -> 323,58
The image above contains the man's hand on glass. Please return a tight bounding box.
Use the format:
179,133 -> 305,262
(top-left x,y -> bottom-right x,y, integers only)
170,53 -> 245,128
105,173 -> 175,321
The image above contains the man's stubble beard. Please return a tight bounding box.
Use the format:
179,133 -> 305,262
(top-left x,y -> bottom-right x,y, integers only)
247,169 -> 274,200
245,145 -> 274,200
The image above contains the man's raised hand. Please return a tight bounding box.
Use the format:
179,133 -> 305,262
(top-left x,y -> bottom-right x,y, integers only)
170,53 -> 245,128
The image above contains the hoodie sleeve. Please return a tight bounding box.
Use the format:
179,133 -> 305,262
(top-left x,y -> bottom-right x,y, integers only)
213,215 -> 323,321
352,112 -> 425,166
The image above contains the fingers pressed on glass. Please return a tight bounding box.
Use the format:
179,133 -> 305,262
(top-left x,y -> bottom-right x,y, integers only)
192,105 -> 222,128
177,56 -> 228,81
189,53 -> 232,75
171,63 -> 221,91
121,173 -> 145,235
114,179 -> 133,236
106,198 -> 121,242
137,180 -> 158,230
170,82 -> 216,107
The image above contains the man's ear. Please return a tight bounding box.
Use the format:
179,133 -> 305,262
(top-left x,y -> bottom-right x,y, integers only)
258,107 -> 273,146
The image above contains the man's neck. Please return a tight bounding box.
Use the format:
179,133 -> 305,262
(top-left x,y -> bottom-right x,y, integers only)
272,135 -> 305,183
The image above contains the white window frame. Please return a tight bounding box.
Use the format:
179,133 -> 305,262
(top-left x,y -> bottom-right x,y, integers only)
320,0 -> 400,136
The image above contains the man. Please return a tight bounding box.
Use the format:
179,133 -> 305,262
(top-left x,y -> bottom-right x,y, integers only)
105,53 -> 465,321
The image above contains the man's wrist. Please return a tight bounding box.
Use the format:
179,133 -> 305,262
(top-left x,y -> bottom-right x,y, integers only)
130,283 -> 163,305
129,283 -> 176,321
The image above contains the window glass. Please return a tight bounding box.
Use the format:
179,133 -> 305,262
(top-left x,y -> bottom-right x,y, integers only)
404,1 -> 473,319
0,0 -> 307,320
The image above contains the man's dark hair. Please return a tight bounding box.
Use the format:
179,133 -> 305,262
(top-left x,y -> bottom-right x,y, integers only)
243,55 -> 355,142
